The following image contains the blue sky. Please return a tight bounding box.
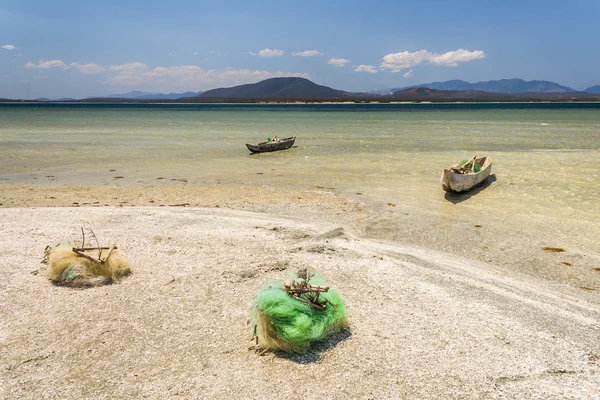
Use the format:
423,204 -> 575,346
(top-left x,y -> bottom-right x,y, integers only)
1,0 -> 599,99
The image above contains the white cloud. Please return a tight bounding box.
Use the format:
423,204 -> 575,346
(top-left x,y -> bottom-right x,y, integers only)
193,52 -> 199,56
380,50 -> 430,72
250,48 -> 284,57
17,54 -> 311,92
380,49 -> 485,72
141,65 -> 307,84
403,69 -> 413,78
427,49 -> 485,66
142,65 -> 204,79
70,62 -> 105,73
328,58 -> 349,67
24,60 -> 69,69
216,68 -> 308,83
105,73 -> 145,86
108,62 -> 148,72
103,63 -> 308,89
292,50 -> 322,57
354,64 -> 378,74
2,44 -> 18,50
105,63 -> 149,85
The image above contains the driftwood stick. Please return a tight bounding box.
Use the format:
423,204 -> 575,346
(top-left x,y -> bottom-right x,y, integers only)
285,288 -> 329,294
74,246 -> 112,251
88,229 -> 101,260
284,283 -> 329,293
469,155 -> 477,172
455,155 -> 476,168
100,244 -> 116,264
291,295 -> 327,311
462,155 -> 477,170
258,348 -> 270,356
72,248 -> 101,263
450,155 -> 477,174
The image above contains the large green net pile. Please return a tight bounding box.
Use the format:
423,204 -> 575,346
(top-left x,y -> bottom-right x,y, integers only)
251,273 -> 348,353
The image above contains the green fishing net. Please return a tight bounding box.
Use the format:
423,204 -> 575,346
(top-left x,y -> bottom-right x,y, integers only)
251,274 -> 348,353
460,159 -> 481,173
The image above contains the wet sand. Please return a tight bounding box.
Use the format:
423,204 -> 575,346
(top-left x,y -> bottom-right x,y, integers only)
0,183 -> 599,399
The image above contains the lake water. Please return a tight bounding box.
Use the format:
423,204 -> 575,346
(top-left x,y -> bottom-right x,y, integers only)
2,103 -> 599,186
1,103 -> 600,287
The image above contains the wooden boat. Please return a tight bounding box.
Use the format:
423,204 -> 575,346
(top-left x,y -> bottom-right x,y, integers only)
246,136 -> 296,153
441,155 -> 492,193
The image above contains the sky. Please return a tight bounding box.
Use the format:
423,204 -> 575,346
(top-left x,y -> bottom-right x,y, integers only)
1,0 -> 599,99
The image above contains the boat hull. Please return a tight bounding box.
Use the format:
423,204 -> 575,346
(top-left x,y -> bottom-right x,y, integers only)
441,156 -> 492,193
246,136 -> 296,153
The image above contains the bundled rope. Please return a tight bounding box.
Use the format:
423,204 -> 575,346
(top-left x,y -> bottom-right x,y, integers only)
43,228 -> 131,288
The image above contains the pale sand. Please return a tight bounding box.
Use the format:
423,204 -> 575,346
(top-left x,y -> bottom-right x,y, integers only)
1,184 -> 599,399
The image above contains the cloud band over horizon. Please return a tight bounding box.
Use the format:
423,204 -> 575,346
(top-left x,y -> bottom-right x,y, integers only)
14,47 -> 485,97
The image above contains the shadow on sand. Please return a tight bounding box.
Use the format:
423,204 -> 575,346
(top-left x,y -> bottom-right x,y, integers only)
247,145 -> 297,156
444,174 -> 497,204
276,328 -> 352,364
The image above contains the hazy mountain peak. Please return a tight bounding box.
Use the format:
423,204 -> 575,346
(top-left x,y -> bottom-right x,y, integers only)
584,85 -> 600,94
391,79 -> 577,94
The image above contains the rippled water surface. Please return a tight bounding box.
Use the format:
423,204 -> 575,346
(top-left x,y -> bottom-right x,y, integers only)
2,104 -> 599,186
2,104 -> 599,204
0,104 -> 598,212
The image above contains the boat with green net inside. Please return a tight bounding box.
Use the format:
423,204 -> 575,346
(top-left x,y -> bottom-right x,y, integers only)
246,136 -> 296,153
441,155 -> 492,193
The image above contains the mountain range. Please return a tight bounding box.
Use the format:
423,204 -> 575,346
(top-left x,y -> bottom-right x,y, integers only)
392,79 -> 569,94
187,78 -> 599,101
5,77 -> 599,103
384,78 -> 600,95
390,87 -> 512,100
99,78 -> 600,101
88,90 -> 203,100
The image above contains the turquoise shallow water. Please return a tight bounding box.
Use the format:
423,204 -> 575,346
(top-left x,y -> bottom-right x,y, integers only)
1,103 -> 599,287
2,102 -> 599,219
1,103 -> 599,180
1,104 -> 599,205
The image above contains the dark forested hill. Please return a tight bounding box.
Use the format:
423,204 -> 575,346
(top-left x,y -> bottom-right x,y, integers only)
195,77 -> 350,100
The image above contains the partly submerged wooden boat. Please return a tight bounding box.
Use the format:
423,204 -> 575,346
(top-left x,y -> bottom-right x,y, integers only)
441,155 -> 492,193
246,136 -> 296,153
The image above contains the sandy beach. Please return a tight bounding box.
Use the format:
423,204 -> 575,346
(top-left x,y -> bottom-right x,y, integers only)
1,184 -> 599,399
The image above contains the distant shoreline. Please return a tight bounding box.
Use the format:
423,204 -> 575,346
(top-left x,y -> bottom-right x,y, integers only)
2,101 -> 600,109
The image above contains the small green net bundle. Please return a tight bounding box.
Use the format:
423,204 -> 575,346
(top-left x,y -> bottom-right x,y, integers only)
460,159 -> 482,173
250,269 -> 349,353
